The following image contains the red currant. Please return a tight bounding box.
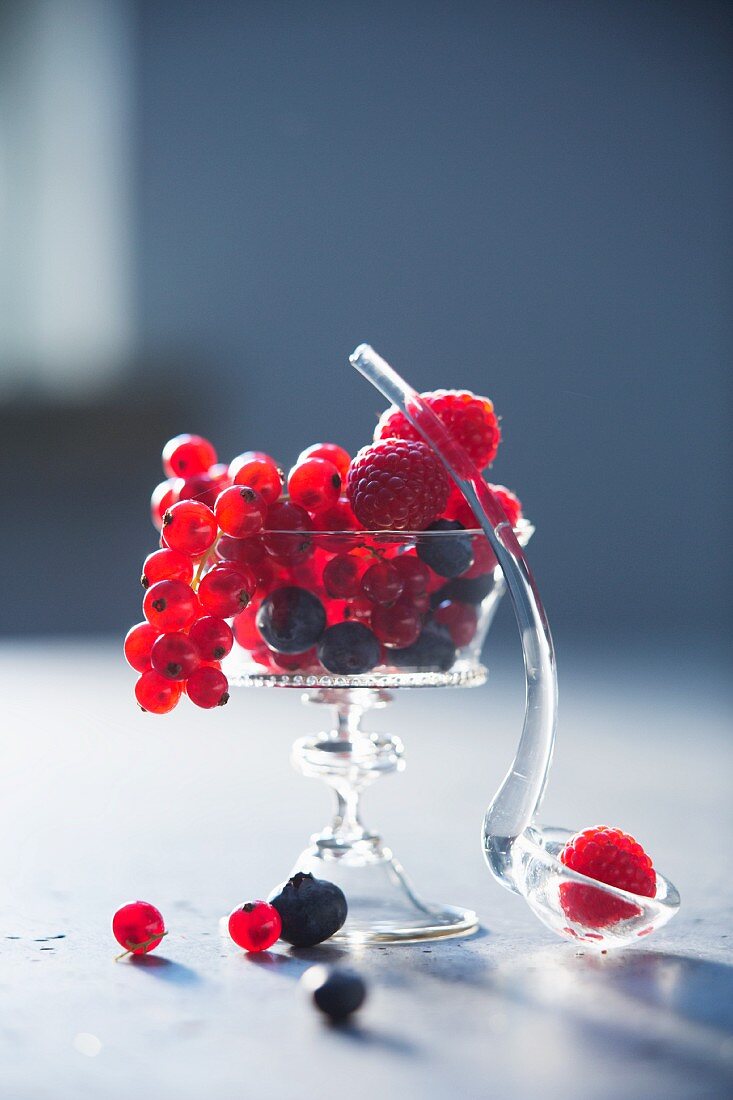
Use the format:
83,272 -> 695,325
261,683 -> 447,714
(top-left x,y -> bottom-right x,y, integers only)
230,454 -> 283,504
298,442 -> 351,481
216,534 -> 266,569
189,615 -> 233,661
124,621 -> 160,672
162,434 -> 217,479
162,500 -> 218,556
143,579 -> 200,632
113,901 -> 166,956
461,536 -> 497,579
197,562 -> 256,617
233,603 -> 262,650
150,478 -> 182,530
228,901 -> 282,952
177,473 -> 220,510
392,554 -> 430,596
361,560 -> 404,606
141,547 -> 194,588
434,600 -> 478,646
186,665 -> 229,708
322,552 -> 363,598
263,501 -> 313,563
371,602 -> 422,648
288,457 -> 342,512
134,669 -> 183,713
215,485 -> 267,538
151,632 -> 201,680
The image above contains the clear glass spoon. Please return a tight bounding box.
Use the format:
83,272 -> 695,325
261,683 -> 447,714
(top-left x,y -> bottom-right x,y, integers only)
350,343 -> 679,948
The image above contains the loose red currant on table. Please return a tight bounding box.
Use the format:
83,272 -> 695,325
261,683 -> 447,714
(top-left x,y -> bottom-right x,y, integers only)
162,433 -> 218,479
141,547 -> 194,588
186,665 -> 229,708
143,579 -> 200,632
346,439 -> 449,531
197,562 -> 256,617
288,457 -> 342,512
124,622 -> 159,672
298,442 -> 351,482
228,901 -> 282,952
150,632 -> 201,680
189,615 -> 233,661
162,500 -> 218,556
113,901 -> 166,958
135,669 -> 183,713
375,389 -> 501,470
559,826 -> 657,928
371,601 -> 422,648
229,453 -> 283,505
214,485 -> 266,538
150,478 -> 182,530
361,560 -> 404,606
322,552 -> 364,598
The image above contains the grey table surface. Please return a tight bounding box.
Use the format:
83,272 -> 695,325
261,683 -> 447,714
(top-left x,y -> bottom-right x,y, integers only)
0,640 -> 731,1100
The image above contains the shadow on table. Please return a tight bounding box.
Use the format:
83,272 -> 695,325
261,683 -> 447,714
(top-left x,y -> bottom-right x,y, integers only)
598,949 -> 733,1033
129,954 -> 202,986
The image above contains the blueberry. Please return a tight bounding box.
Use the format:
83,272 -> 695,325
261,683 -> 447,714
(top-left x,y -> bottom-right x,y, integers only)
269,872 -> 348,947
307,965 -> 367,1022
417,520 -> 474,578
391,622 -> 456,672
432,572 -> 494,606
256,586 -> 326,653
317,622 -> 381,675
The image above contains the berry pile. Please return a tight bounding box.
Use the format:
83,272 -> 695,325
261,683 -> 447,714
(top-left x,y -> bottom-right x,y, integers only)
125,390 -> 526,712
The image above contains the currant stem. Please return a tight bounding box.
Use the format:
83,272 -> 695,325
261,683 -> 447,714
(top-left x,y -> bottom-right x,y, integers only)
114,929 -> 168,962
192,540 -> 219,589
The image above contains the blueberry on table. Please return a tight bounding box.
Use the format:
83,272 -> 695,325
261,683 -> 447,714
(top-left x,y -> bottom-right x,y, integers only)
256,586 -> 326,654
317,622 -> 381,675
305,965 -> 367,1022
269,872 -> 348,947
417,520 -> 474,578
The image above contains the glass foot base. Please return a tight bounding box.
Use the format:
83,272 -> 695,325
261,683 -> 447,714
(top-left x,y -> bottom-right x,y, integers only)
292,839 -> 479,945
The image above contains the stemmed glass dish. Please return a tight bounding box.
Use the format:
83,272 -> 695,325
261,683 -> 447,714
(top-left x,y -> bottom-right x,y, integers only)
224,522 -> 533,944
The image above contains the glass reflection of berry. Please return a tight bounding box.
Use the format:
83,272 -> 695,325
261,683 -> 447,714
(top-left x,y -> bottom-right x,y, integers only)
124,391 -> 532,942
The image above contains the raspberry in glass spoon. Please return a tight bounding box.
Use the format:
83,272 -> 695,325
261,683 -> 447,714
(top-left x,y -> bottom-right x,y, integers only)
559,825 -> 656,928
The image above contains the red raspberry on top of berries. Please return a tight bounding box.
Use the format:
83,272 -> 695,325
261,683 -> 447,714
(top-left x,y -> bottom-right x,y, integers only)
447,482 -> 523,531
346,439 -> 449,531
374,389 -> 501,470
559,825 -> 657,928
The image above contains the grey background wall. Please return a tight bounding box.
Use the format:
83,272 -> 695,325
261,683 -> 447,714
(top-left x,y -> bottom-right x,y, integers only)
1,0 -> 730,655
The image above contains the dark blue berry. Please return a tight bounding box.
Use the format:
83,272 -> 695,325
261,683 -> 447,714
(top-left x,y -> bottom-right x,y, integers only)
256,586 -> 326,653
310,966 -> 367,1021
269,872 -> 348,947
417,520 -> 474,578
432,572 -> 493,606
391,622 -> 456,672
317,622 -> 381,675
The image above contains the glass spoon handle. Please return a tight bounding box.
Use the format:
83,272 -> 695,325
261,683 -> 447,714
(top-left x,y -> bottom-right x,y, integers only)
349,344 -> 558,863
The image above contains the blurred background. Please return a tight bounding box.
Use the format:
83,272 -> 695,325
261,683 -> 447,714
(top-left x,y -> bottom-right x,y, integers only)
0,0 -> 730,668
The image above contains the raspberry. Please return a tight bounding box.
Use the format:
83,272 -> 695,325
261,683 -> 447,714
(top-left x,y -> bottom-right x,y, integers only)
346,439 -> 449,531
374,389 -> 501,470
559,826 -> 657,928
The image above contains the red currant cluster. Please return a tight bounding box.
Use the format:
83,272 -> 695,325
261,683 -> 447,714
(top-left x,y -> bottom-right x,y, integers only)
125,389 -> 526,713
